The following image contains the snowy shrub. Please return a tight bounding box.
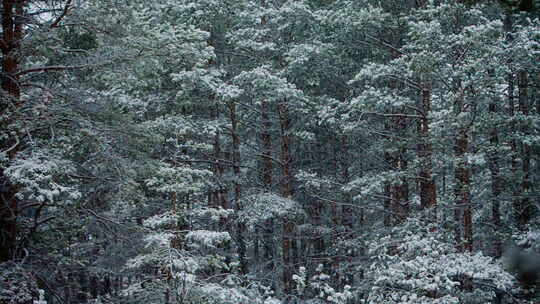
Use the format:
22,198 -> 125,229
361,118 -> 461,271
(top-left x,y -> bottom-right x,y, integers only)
0,264 -> 40,304
293,265 -> 353,304
4,149 -> 80,204
507,228 -> 540,299
238,193 -> 304,227
364,219 -> 516,304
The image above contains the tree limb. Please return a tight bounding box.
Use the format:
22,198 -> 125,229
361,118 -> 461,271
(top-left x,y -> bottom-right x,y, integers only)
50,0 -> 73,28
14,64 -> 90,77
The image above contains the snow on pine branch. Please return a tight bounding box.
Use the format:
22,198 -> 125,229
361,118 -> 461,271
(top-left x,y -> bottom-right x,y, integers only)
238,193 -> 304,226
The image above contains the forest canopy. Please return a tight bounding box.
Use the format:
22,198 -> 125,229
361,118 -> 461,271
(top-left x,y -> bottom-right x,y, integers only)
0,0 -> 539,304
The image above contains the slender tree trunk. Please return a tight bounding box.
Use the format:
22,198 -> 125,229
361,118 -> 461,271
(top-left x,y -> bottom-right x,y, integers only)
0,0 -> 23,263
504,13 -> 522,232
260,99 -> 274,270
229,102 -> 247,275
341,136 -> 353,232
386,67 -> 410,225
383,156 -> 392,227
65,273 -> 73,304
455,135 -> 472,252
331,141 -> 340,226
397,148 -> 410,223
383,118 -> 394,227
509,73 -> 520,228
313,198 -> 325,259
212,103 -> 228,211
454,87 -> 472,252
418,87 -> 437,220
90,276 -> 98,299
170,192 -> 182,250
78,272 -> 88,303
1,0 -> 21,99
518,70 -> 531,229
278,100 -> 295,294
489,94 -> 503,257
340,135 -> 355,286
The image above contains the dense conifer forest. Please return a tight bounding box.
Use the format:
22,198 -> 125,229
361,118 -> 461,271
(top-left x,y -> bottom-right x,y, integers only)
0,0 -> 539,303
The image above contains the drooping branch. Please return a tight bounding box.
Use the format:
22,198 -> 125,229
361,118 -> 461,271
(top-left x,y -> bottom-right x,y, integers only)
14,64 -> 90,77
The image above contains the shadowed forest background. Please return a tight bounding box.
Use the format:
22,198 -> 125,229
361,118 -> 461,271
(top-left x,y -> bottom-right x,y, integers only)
0,0 -> 539,303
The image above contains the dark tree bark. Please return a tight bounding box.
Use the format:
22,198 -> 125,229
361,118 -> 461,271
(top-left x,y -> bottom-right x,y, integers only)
229,102 -> 247,275
395,148 -> 410,223
454,86 -> 472,253
383,164 -> 392,227
211,102 -> 228,212
455,134 -> 472,252
90,276 -> 98,298
279,100 -> 295,294
383,118 -> 394,227
489,91 -> 503,257
260,99 -> 275,270
503,13 -> 524,234
340,136 -> 353,232
517,70 -> 532,229
0,0 -> 23,263
418,87 -> 438,218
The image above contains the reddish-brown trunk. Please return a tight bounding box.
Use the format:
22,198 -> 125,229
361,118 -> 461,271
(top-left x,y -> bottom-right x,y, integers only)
504,13 -> 523,233
258,2 -> 274,272
0,0 -> 23,263
454,136 -> 472,252
383,150 -> 393,227
383,115 -> 395,227
278,100 -> 295,293
508,72 -> 521,229
259,99 -> 274,269
489,97 -> 502,257
260,100 -> 273,189
313,199 -> 325,254
396,150 -> 410,222
211,102 -> 228,211
517,71 -> 531,229
418,87 -> 437,222
340,136 -> 353,231
454,88 -> 472,253
1,0 -> 21,100
230,102 -> 242,201
228,102 -> 247,274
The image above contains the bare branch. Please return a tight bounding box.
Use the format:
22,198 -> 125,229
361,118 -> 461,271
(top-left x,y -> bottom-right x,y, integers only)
363,112 -> 423,119
15,64 -> 90,77
50,0 -> 73,28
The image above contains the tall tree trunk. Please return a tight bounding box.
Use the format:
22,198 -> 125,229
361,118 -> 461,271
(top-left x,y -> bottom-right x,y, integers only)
170,192 -> 182,250
455,135 -> 472,252
509,73 -> 520,230
454,87 -> 472,252
341,136 -> 353,232
78,272 -> 88,303
0,0 -> 23,263
340,135 -> 355,286
383,151 -> 392,227
396,148 -> 410,223
489,92 -> 502,257
212,103 -> 228,212
418,87 -> 437,219
503,13 -> 522,233
229,102 -> 247,275
260,99 -> 274,271
330,141 -> 340,226
383,118 -> 394,227
279,100 -> 295,294
517,70 -> 531,229
1,0 -> 21,100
